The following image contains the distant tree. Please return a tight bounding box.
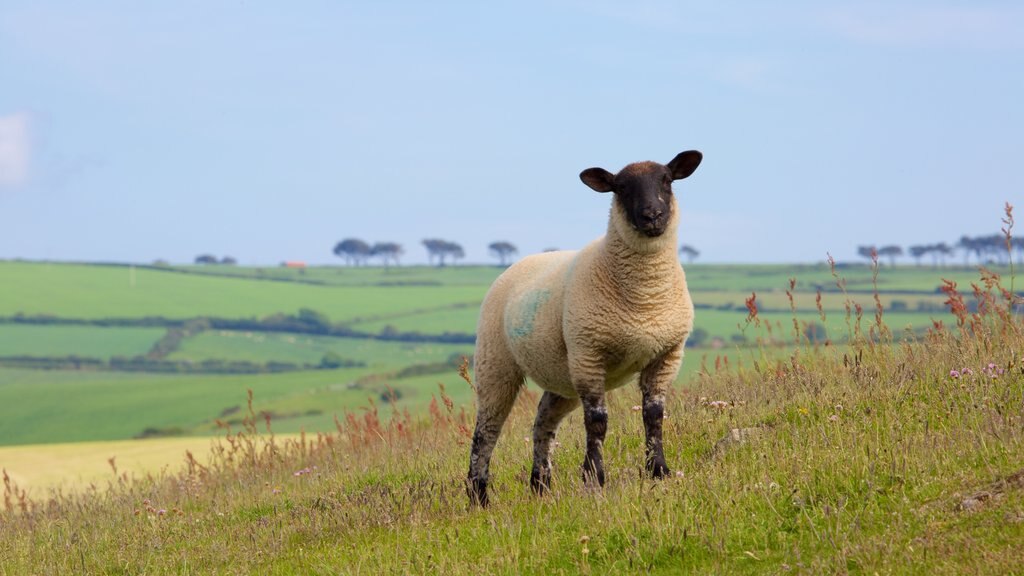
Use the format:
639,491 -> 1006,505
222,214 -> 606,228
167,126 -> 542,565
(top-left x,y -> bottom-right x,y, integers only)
370,242 -> 403,268
933,242 -> 953,268
221,256 -> 237,265
422,238 -> 445,266
333,238 -> 371,266
958,235 -> 981,266
488,241 -> 518,266
679,244 -> 700,264
543,247 -> 560,253
448,242 -> 465,265
422,238 -> 464,267
908,245 -> 927,267
195,254 -> 218,265
877,245 -> 903,267
856,245 -> 877,264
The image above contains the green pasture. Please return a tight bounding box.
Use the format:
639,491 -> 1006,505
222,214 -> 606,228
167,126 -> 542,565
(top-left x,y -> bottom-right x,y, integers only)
0,365 -> 486,446
0,259 -> 996,449
0,367 -> 374,445
0,325 -> 164,358
169,330 -> 474,367
686,262 -> 1016,292
0,261 -> 484,322
349,306 -> 483,335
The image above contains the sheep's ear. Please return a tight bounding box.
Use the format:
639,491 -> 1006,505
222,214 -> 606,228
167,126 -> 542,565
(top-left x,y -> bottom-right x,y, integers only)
580,168 -> 615,193
667,150 -> 702,180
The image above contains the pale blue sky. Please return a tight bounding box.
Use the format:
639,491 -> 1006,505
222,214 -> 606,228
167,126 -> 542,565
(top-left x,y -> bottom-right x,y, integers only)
1,1 -> 1022,265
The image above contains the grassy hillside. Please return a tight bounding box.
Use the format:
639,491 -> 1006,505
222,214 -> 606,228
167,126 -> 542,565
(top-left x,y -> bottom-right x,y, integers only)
1,259 -> 1018,451
1,276 -> 1021,573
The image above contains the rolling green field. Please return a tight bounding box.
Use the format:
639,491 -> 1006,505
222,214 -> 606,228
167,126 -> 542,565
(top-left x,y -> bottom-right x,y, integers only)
0,262 -> 486,322
2,258 -> 1022,573
0,259 -> 1016,453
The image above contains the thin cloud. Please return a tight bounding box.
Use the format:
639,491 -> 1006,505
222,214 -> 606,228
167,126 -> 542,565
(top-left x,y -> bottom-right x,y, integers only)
0,112 -> 30,188
822,4 -> 1024,50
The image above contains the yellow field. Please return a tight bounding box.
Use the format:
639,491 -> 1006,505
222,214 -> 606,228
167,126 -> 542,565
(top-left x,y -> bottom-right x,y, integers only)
0,435 -> 294,495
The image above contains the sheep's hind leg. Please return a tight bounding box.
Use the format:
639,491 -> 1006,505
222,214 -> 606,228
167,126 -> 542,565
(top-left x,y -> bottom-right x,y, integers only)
529,391 -> 580,495
467,366 -> 523,507
580,393 -> 609,488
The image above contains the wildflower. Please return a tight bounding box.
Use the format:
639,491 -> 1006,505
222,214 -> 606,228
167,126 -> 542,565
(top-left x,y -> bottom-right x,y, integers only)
950,369 -> 961,379
962,367 -> 974,376
675,471 -> 685,478
632,405 -> 642,412
829,414 -> 839,422
708,400 -> 730,410
293,467 -> 312,477
798,407 -> 809,415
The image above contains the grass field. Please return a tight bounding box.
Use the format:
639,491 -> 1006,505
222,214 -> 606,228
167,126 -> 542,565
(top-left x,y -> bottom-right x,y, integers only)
2,256 -> 1023,572
2,288 -> 1021,573
168,330 -> 474,366
0,324 -> 164,358
0,262 -> 486,322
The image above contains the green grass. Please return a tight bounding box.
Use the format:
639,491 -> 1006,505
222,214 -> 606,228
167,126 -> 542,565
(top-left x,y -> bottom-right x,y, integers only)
349,305 -> 483,334
0,362 -> 482,446
168,331 -> 474,367
2,309 -> 1022,574
0,325 -> 164,358
0,262 -> 484,322
2,259 -> 1024,572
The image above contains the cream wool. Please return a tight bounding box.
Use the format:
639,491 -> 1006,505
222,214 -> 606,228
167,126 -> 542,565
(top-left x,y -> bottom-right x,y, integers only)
467,151 -> 703,506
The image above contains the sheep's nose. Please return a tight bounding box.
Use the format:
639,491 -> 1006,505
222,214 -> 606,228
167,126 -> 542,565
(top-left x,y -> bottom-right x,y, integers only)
641,208 -> 663,222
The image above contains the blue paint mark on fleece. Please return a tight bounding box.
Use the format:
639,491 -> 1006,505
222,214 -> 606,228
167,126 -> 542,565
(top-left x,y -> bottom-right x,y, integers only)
508,289 -> 551,341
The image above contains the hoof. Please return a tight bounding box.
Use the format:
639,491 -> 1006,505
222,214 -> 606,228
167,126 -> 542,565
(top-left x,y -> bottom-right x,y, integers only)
581,466 -> 605,488
647,460 -> 671,479
467,477 -> 489,507
530,467 -> 551,495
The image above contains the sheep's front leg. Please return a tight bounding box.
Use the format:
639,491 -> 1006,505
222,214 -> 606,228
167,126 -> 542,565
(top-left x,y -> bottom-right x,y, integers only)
530,392 -> 580,495
581,389 -> 610,483
580,392 -> 609,487
570,352 -> 609,488
639,344 -> 683,478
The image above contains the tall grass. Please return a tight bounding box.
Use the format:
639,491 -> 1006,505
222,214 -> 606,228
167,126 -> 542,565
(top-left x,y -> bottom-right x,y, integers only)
2,246 -> 1023,574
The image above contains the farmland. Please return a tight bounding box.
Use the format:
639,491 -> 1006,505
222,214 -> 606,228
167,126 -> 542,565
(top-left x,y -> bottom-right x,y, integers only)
1,257 -> 1023,574
0,259 -> 1011,451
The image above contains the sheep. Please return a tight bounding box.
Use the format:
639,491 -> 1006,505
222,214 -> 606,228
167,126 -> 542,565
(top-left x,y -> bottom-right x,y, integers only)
467,150 -> 703,506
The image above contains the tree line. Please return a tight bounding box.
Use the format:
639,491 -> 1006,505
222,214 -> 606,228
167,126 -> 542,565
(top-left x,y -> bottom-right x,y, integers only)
858,234 -> 1024,267
332,239 -> 521,267
331,239 -> 704,267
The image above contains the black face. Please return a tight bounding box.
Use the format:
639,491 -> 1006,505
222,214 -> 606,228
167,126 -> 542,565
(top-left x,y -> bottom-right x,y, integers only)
615,164 -> 674,237
579,151 -> 702,238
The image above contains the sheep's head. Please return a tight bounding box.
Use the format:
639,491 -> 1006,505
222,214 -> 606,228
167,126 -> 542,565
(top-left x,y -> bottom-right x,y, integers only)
579,151 -> 702,238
